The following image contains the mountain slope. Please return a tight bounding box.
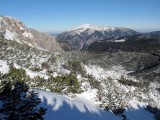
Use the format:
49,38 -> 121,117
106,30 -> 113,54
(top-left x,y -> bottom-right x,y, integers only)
0,38 -> 159,120
37,90 -> 155,120
56,24 -> 138,50
0,16 -> 62,51
88,31 -> 160,54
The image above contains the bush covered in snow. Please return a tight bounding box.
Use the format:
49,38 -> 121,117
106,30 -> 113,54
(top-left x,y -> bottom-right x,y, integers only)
47,74 -> 81,93
0,78 -> 46,120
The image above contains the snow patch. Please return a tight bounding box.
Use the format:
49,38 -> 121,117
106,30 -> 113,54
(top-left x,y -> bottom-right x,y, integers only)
114,39 -> 126,42
83,64 -> 134,80
20,27 -> 24,30
25,69 -> 49,79
75,24 -> 117,32
128,100 -> 147,110
0,60 -> 9,74
4,29 -> 16,40
14,63 -> 49,79
76,89 -> 100,105
22,31 -> 33,39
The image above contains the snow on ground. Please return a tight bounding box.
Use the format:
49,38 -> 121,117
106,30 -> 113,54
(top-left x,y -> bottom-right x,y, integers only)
25,69 -> 49,79
36,90 -> 121,120
55,62 -> 71,75
114,39 -> 126,42
148,82 -> 160,108
22,31 -> 33,39
76,89 -> 101,105
36,90 -> 155,120
19,27 -> 24,30
83,64 -> 134,80
124,107 -> 154,120
4,29 -> 16,40
128,100 -> 147,110
0,60 -> 9,74
14,63 -> 49,79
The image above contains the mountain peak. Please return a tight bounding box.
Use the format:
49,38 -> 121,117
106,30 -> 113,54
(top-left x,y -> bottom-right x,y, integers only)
73,24 -> 118,31
76,24 -> 96,30
0,15 -> 62,51
75,24 -> 107,31
57,24 -> 138,50
0,16 -> 21,23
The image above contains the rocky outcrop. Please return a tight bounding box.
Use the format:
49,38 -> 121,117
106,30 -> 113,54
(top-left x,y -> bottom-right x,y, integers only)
0,16 -> 62,51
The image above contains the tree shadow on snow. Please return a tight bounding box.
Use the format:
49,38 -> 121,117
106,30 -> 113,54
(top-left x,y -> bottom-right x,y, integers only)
37,92 -> 157,120
39,95 -> 120,120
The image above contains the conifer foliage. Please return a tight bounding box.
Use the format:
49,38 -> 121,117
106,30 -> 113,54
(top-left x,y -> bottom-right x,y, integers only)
0,81 -> 47,120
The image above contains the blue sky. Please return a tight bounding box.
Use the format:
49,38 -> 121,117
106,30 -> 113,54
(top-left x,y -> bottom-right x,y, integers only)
0,0 -> 160,33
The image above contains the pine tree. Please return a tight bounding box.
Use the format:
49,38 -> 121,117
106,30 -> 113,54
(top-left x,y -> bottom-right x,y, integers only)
0,81 -> 47,120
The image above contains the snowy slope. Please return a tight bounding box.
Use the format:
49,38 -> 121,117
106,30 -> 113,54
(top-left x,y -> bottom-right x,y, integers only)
37,90 -> 120,120
37,90 -> 154,120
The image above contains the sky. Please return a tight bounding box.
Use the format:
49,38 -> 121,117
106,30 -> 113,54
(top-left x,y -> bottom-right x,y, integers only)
0,0 -> 160,33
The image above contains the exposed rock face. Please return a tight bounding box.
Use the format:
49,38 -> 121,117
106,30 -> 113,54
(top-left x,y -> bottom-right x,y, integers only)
0,16 -> 62,51
56,24 -> 138,50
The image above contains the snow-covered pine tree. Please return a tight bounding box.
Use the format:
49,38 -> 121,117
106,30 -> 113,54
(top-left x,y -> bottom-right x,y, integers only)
0,81 -> 47,120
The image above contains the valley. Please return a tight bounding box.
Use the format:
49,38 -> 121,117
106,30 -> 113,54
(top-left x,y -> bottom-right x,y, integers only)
0,16 -> 160,120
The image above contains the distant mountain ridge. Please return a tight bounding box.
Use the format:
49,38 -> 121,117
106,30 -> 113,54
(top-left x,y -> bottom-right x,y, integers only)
56,24 -> 138,50
88,31 -> 160,55
0,16 -> 62,51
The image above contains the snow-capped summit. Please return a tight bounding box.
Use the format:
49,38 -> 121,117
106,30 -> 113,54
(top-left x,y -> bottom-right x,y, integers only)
0,16 -> 62,51
75,24 -> 99,30
57,24 -> 138,50
75,24 -> 117,31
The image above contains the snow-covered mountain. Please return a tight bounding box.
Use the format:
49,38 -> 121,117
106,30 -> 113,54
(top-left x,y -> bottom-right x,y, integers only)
56,24 -> 138,50
0,16 -> 62,51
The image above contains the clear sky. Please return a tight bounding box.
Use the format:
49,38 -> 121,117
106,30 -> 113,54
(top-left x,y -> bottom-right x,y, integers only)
0,0 -> 160,33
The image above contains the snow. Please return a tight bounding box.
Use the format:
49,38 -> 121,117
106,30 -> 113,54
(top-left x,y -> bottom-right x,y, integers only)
115,39 -> 126,42
76,24 -> 97,30
22,31 -> 33,39
75,24 -> 117,32
77,74 -> 82,80
0,60 -> 9,74
128,100 -> 147,110
14,63 -> 49,79
76,89 -> 100,105
83,64 -> 134,80
19,27 -> 24,30
36,90 -> 121,120
4,29 -> 16,40
36,90 -> 155,120
148,82 -> 160,108
25,69 -> 49,79
53,72 -> 58,77
124,108 -> 154,120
